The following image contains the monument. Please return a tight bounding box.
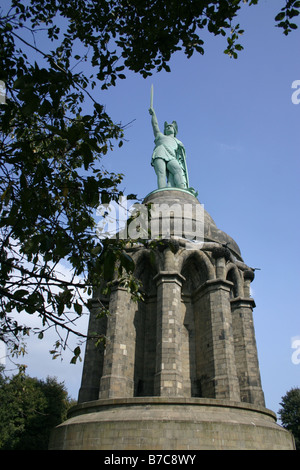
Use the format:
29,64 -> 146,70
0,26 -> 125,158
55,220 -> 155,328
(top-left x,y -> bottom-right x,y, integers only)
149,85 -> 197,197
49,89 -> 295,450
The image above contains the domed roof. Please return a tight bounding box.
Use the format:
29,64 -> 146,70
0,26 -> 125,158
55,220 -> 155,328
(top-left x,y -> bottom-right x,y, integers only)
143,188 -> 242,261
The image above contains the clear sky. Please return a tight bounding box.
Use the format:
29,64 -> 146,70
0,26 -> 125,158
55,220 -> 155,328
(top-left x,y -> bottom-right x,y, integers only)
1,0 -> 299,419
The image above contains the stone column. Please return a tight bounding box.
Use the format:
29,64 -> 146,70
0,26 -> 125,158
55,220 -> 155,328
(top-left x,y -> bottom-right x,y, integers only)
211,246 -> 231,279
154,271 -> 185,397
99,284 -> 135,398
231,297 -> 265,406
243,268 -> 254,298
77,297 -> 107,403
194,279 -> 240,401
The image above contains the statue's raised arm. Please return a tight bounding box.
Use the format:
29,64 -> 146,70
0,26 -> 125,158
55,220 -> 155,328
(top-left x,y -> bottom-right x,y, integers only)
149,106 -> 160,137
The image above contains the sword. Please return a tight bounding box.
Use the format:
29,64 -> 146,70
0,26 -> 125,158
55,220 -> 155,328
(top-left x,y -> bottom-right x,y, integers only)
150,84 -> 154,109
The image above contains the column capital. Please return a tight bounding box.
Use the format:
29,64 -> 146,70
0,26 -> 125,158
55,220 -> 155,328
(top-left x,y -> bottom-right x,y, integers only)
230,297 -> 256,309
154,271 -> 185,287
193,278 -> 233,300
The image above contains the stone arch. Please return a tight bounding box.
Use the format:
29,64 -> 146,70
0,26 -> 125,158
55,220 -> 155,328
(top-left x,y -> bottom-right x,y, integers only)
180,250 -> 215,291
225,263 -> 243,298
133,249 -> 158,295
132,249 -> 158,397
179,251 -> 215,397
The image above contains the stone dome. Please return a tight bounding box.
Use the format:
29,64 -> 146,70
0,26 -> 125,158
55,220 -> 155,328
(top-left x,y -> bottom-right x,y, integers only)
143,188 -> 242,261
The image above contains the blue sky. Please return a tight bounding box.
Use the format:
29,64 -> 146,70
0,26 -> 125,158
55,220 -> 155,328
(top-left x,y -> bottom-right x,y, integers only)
1,0 -> 299,418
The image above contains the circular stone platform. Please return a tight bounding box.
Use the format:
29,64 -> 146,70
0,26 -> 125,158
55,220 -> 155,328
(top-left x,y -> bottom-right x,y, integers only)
49,397 -> 295,450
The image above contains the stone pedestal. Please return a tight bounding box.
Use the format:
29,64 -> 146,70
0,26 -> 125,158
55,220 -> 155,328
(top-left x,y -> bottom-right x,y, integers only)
49,398 -> 295,450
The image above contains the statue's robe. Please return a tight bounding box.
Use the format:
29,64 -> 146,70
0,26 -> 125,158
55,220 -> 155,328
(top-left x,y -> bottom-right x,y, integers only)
151,132 -> 189,189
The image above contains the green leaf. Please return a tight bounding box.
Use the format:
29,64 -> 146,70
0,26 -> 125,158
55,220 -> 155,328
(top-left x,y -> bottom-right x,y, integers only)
103,250 -> 116,280
14,289 -> 29,299
120,252 -> 135,273
126,193 -> 137,200
74,302 -> 83,315
101,191 -> 110,204
70,346 -> 81,364
91,245 -> 102,255
275,12 -> 285,22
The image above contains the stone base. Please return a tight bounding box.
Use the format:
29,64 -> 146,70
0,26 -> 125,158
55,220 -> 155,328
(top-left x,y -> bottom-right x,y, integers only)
49,398 -> 295,450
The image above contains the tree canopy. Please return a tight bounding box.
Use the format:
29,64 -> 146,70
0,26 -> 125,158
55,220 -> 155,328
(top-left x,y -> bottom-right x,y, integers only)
0,0 -> 299,363
278,387 -> 300,450
0,366 -> 74,449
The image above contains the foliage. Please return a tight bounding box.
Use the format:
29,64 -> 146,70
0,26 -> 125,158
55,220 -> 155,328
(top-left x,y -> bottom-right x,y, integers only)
275,0 -> 300,35
0,366 -> 74,449
278,387 -> 300,450
0,1 -> 299,362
